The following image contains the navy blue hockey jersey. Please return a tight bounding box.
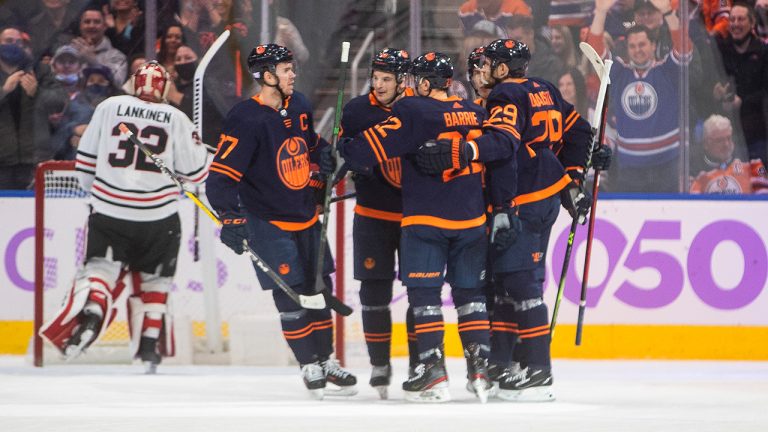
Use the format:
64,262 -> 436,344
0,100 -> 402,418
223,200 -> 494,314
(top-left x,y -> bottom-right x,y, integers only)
473,78 -> 591,207
341,95 -> 488,229
206,91 -> 328,229
340,92 -> 404,222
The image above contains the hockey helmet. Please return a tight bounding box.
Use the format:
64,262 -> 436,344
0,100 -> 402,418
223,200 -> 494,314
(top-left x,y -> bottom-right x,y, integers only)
483,39 -> 530,77
466,46 -> 485,81
410,52 -> 453,90
248,44 -> 294,80
371,48 -> 411,77
132,61 -> 170,103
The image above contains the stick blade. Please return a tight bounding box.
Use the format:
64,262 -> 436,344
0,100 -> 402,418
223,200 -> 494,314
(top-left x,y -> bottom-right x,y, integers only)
579,42 -> 606,79
299,293 -> 327,310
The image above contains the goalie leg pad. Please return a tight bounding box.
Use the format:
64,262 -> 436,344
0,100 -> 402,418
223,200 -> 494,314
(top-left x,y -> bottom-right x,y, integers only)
39,258 -> 123,355
128,272 -> 173,358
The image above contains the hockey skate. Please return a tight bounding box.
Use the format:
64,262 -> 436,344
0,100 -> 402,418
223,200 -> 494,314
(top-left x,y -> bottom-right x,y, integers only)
402,357 -> 450,403
321,358 -> 358,396
463,343 -> 492,403
497,366 -> 554,402
138,337 -> 162,374
301,362 -> 326,400
63,312 -> 103,359
369,364 -> 392,400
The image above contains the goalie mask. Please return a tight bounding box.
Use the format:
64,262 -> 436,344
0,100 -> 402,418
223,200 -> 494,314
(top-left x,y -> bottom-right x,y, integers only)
248,43 -> 294,80
132,61 -> 170,103
410,51 -> 453,91
483,39 -> 530,79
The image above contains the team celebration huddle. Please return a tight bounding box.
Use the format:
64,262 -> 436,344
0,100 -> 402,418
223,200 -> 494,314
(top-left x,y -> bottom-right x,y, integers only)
40,32 -> 613,403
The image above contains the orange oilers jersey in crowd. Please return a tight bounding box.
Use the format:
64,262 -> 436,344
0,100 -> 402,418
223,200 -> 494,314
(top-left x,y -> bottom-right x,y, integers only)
699,0 -> 731,38
690,158 -> 768,194
340,91 -> 406,222
340,95 -> 489,230
458,0 -> 532,34
472,78 -> 592,208
205,91 -> 328,229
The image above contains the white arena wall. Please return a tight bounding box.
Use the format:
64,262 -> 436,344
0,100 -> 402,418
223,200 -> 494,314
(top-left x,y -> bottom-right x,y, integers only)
1,194 -> 767,363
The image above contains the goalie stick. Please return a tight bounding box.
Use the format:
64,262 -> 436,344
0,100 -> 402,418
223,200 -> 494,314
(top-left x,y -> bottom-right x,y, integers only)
118,124 -> 353,316
577,42 -> 613,345
191,29 -> 230,261
550,43 -> 612,340
313,41 -> 351,295
192,29 -> 230,353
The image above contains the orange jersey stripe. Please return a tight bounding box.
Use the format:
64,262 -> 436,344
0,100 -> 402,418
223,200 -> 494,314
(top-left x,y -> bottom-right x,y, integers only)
401,214 -> 486,230
518,329 -> 550,339
363,129 -> 385,164
354,205 -> 403,222
458,320 -> 490,328
514,175 -> 572,206
209,166 -> 241,182
518,324 -> 550,334
210,162 -> 243,179
270,211 -> 319,231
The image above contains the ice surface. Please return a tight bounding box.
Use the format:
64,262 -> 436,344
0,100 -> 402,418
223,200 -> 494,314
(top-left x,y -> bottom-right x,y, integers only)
1,356 -> 766,432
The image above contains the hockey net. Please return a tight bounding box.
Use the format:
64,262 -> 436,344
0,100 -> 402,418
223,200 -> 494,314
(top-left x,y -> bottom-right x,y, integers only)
32,162 -> 365,367
33,161 -> 230,366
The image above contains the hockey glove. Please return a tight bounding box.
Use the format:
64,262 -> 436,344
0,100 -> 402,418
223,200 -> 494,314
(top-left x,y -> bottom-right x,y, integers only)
416,138 -> 472,175
490,206 -> 522,252
309,173 -> 327,205
560,181 -> 592,225
591,145 -> 612,171
336,137 -> 372,175
318,145 -> 337,177
219,212 -> 249,255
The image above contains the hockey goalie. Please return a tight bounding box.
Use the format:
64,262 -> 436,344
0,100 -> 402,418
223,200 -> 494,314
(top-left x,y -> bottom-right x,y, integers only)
39,61 -> 209,373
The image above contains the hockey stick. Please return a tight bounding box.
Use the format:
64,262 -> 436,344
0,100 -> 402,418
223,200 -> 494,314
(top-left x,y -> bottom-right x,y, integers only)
575,42 -> 613,345
313,41 -> 351,295
550,216 -> 578,339
331,192 -> 356,204
118,124 -> 353,315
192,30 -> 230,259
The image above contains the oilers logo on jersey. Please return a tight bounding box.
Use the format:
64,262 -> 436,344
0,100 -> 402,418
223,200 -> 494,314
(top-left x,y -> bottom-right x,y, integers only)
276,136 -> 310,190
706,175 -> 743,194
621,81 -> 658,121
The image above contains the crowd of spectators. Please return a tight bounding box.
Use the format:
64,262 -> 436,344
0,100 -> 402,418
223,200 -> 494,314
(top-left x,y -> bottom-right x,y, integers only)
455,0 -> 768,194
0,0 -> 309,190
1,0 -> 767,194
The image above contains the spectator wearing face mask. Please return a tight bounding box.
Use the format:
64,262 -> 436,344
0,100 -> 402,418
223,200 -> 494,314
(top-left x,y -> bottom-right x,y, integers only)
165,44 -> 222,146
0,26 -> 43,189
49,65 -> 122,161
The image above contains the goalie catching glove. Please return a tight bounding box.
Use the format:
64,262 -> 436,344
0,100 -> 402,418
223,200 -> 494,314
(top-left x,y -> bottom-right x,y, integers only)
219,212 -> 249,254
490,206 -> 522,252
416,138 -> 474,175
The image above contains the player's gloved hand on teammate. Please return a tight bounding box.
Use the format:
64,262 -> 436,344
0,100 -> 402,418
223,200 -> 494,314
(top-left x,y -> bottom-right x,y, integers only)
335,137 -> 372,175
560,180 -> 592,225
591,145 -> 612,171
219,212 -> 249,255
318,145 -> 337,177
490,206 -> 522,252
416,138 -> 473,175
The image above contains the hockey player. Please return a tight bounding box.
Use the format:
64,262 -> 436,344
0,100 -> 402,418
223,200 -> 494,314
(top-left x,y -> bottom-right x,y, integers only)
415,39 -> 599,401
338,48 -> 418,399
205,44 -> 356,400
336,52 -> 495,403
467,46 -> 492,106
39,61 -> 210,374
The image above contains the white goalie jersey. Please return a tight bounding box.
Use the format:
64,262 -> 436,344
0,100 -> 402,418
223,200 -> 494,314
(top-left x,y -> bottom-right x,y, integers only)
75,95 -> 210,222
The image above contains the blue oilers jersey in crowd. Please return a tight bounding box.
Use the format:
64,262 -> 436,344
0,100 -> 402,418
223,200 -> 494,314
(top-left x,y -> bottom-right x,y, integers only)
608,55 -> 683,167
473,77 -> 591,207
341,95 -> 488,229
341,92 -> 404,221
206,91 -> 328,229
